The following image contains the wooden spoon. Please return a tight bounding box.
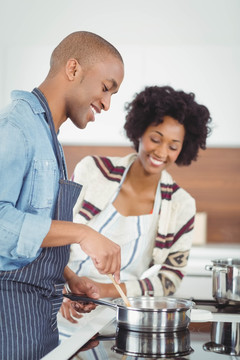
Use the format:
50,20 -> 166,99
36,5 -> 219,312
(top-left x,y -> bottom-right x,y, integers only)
107,274 -> 131,307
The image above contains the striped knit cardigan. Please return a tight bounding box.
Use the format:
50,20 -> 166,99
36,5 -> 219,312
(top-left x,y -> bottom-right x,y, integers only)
71,153 -> 196,297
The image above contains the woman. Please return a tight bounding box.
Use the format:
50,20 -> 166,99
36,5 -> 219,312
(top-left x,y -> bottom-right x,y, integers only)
61,85 -> 211,322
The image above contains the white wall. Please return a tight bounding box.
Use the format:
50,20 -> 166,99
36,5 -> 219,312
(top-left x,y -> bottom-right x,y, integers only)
0,0 -> 239,147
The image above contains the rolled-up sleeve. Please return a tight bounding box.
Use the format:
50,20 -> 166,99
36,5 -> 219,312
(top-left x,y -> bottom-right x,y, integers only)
13,212 -> 51,258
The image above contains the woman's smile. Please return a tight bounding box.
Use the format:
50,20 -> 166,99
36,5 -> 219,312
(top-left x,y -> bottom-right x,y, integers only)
148,155 -> 165,167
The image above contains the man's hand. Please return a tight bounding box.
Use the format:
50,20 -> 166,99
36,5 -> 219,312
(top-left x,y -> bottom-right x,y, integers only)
67,274 -> 100,298
78,225 -> 121,283
60,292 -> 83,324
42,222 -> 121,284
60,274 -> 101,323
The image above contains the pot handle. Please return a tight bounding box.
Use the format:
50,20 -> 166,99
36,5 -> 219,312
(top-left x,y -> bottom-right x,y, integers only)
205,265 -> 228,273
63,293 -> 117,310
205,265 -> 228,274
96,334 -> 116,341
205,265 -> 213,271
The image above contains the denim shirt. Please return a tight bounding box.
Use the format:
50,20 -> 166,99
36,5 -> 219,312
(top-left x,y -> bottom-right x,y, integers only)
0,90 -> 60,270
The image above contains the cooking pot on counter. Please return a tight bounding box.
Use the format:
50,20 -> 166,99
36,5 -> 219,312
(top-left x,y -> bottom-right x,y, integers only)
64,294 -> 195,333
205,258 -> 240,304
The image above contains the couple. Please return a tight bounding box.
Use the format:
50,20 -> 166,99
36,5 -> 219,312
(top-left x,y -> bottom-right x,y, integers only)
0,30 -> 211,359
60,83 -> 211,322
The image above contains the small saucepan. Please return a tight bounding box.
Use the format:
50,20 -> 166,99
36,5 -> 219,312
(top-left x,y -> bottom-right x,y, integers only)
205,258 -> 240,304
203,322 -> 240,356
64,294 -> 195,333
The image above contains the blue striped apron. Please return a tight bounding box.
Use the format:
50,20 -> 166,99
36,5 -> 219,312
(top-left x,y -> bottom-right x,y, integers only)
0,88 -> 82,360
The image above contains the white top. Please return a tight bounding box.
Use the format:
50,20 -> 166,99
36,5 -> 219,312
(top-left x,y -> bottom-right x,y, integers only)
69,162 -> 161,283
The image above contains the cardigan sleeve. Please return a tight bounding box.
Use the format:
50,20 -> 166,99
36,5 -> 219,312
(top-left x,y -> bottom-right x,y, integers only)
72,156 -> 97,219
124,191 -> 196,297
72,155 -> 124,223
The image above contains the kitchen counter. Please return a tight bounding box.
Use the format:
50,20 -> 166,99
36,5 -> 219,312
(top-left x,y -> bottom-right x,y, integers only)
42,306 -> 116,360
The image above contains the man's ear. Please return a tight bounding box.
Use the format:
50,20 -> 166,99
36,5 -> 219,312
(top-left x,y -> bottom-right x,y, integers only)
65,59 -> 83,81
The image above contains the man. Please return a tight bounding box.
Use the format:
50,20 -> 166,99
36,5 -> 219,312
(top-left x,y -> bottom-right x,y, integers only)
0,31 -> 124,359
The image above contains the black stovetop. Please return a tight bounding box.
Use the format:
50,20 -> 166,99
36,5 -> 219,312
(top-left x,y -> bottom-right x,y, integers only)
192,298 -> 240,314
69,322 -> 240,359
69,299 -> 240,359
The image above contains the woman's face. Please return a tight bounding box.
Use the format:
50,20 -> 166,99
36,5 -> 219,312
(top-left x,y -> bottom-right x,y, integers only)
137,116 -> 185,175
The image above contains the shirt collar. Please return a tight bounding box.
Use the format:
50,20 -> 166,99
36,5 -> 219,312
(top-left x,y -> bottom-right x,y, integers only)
11,90 -> 45,115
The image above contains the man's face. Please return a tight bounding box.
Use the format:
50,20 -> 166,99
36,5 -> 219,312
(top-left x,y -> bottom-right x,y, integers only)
65,55 -> 124,129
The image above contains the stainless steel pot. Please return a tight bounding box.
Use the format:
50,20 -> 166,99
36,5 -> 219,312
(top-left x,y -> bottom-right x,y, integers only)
203,322 -> 240,356
205,258 -> 240,304
112,326 -> 193,358
64,294 -> 195,333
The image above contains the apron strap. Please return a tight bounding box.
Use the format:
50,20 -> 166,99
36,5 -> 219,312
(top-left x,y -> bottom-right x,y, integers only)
32,87 -> 67,180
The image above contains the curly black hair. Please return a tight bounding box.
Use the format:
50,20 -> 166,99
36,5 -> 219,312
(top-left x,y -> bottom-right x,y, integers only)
124,85 -> 212,166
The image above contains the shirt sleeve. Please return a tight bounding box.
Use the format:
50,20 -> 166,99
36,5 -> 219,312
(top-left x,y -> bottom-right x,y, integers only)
0,121 -> 51,261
